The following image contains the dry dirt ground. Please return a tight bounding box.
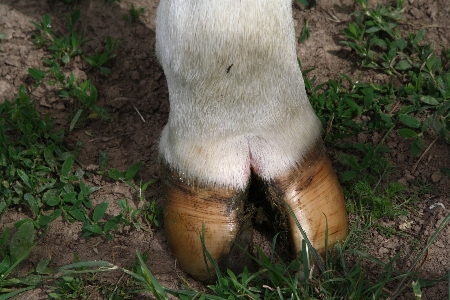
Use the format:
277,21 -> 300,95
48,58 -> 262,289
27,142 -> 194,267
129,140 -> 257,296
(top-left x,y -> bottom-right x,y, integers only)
0,0 -> 449,299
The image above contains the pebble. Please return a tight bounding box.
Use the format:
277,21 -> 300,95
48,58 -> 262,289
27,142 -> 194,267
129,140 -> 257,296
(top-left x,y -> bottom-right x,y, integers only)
398,178 -> 408,186
385,240 -> 397,250
398,215 -> 408,222
405,172 -> 415,180
379,247 -> 389,254
409,7 -> 426,19
431,171 -> 442,183
0,80 -> 14,96
5,55 -> 22,67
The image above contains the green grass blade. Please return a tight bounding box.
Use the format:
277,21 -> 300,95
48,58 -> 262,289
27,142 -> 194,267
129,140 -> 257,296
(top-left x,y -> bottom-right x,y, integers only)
136,251 -> 168,300
200,223 -> 222,281
284,203 -> 325,272
0,286 -> 35,300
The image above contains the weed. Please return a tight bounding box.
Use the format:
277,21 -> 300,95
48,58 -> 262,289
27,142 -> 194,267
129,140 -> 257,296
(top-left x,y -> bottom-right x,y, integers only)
29,10 -> 113,129
122,4 -> 145,22
0,86 -> 145,295
31,10 -> 91,64
81,200 -> 122,240
49,275 -> 88,299
48,254 -> 99,299
295,0 -> 309,7
97,153 -> 162,230
59,74 -> 110,125
133,179 -> 161,227
117,196 -> 161,231
98,157 -> 142,182
0,221 -> 50,299
298,19 -> 310,44
29,14 -> 52,47
0,87 -> 121,241
29,60 -> 111,129
83,36 -> 121,74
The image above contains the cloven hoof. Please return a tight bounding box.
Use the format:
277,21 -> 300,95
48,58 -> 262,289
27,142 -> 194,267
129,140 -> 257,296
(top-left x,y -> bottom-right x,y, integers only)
155,0 -> 349,281
161,139 -> 348,281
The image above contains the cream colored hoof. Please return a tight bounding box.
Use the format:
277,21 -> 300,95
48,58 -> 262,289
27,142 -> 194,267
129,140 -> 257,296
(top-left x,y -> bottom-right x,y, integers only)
267,140 -> 349,259
161,165 -> 250,281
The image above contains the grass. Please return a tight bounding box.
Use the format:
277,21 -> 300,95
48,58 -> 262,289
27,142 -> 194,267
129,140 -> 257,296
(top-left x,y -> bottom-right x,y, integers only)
55,212 -> 450,300
0,0 -> 449,299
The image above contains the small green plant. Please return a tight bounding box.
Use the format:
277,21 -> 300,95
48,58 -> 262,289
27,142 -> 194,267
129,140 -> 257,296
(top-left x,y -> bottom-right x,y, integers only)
0,32 -> 5,42
97,153 -> 162,230
80,200 -> 122,240
28,11 -> 112,129
122,4 -> 145,22
28,60 -> 111,130
59,74 -> 110,126
99,159 -> 142,182
124,180 -> 162,228
29,14 -> 52,47
117,196 -> 162,230
49,275 -> 88,299
99,155 -> 161,229
83,36 -> 120,74
298,19 -> 310,44
30,10 -> 90,64
295,0 -> 309,7
0,222 -> 51,299
117,199 -> 137,226
48,254 -> 97,299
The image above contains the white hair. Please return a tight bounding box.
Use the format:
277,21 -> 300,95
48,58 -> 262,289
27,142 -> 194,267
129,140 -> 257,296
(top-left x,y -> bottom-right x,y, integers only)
156,0 -> 322,190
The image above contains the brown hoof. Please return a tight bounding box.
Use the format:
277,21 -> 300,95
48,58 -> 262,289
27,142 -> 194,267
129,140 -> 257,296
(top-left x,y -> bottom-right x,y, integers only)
161,165 -> 251,281
267,140 -> 349,261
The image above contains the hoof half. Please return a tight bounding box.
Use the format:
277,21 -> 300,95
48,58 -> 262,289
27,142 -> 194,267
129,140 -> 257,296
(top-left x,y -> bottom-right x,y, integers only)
161,165 -> 250,281
267,140 -> 349,259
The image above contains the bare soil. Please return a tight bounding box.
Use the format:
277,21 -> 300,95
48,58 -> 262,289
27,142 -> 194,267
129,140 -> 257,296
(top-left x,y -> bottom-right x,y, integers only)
0,0 -> 449,299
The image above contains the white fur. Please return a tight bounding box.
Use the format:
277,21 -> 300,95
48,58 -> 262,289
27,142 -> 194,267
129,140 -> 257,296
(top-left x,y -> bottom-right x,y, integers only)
156,0 -> 322,190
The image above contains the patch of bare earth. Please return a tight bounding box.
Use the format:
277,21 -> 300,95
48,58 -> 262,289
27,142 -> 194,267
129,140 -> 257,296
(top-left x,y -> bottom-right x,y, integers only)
0,0 -> 449,298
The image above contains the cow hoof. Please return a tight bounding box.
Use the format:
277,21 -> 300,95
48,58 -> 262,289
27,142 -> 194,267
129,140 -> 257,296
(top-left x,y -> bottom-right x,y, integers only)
161,164 -> 252,281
